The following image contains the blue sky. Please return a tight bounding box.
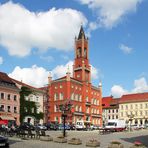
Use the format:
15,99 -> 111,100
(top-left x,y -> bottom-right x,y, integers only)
0,0 -> 148,97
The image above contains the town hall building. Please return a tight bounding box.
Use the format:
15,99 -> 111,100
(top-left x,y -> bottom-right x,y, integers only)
47,26 -> 102,126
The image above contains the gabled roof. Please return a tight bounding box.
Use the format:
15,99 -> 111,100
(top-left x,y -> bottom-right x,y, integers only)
119,92 -> 148,103
0,72 -> 15,84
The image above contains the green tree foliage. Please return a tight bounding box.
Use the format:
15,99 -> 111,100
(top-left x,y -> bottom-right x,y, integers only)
19,86 -> 43,124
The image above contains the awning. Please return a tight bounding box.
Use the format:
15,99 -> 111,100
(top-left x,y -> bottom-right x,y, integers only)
0,116 -> 15,120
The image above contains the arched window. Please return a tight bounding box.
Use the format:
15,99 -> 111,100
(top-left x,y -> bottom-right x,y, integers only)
77,48 -> 81,58
59,93 -> 63,100
54,93 -> 58,101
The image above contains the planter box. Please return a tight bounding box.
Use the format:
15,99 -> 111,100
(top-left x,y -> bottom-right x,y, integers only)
108,141 -> 124,148
86,140 -> 100,147
130,146 -> 146,148
54,137 -> 67,143
40,136 -> 53,141
130,144 -> 146,148
130,141 -> 147,148
68,138 -> 82,145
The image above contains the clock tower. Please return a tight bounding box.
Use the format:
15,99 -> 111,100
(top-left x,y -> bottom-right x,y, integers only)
73,26 -> 91,83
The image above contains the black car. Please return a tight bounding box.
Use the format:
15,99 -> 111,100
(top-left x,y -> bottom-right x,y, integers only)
0,135 -> 9,147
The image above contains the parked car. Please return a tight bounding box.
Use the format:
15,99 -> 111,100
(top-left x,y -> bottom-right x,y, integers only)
45,123 -> 58,130
0,135 -> 9,147
35,124 -> 47,130
58,124 -> 70,130
69,124 -> 76,130
19,122 -> 35,130
131,124 -> 141,130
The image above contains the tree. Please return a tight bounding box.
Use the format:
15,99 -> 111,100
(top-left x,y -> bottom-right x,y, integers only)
19,86 -> 43,124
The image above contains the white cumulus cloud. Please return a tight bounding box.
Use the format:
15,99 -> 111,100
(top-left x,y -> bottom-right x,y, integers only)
111,77 -> 148,98
51,61 -> 73,79
132,77 -> 148,93
111,85 -> 128,98
9,61 -> 99,87
9,65 -> 49,87
0,1 -> 87,57
0,57 -> 3,64
78,0 -> 142,28
119,44 -> 133,54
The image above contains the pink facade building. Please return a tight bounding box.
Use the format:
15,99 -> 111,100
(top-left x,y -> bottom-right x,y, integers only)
0,72 -> 20,125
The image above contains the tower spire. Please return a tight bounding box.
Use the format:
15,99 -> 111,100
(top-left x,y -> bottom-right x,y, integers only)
78,25 -> 86,40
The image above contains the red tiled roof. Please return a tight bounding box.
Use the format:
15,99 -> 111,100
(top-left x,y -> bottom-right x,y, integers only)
119,92 -> 148,103
102,96 -> 113,108
110,98 -> 119,105
0,72 -> 15,84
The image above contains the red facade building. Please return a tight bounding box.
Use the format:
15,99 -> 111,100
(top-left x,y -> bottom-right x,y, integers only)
48,26 -> 102,126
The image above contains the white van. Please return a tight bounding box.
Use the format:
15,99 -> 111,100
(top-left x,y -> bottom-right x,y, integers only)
105,119 -> 126,132
75,120 -> 86,130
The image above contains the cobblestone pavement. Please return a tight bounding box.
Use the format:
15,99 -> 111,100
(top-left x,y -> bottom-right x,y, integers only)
8,129 -> 148,148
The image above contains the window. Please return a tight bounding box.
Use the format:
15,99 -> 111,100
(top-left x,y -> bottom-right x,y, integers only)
14,95 -> 17,101
112,115 -> 114,119
121,105 -> 123,110
130,104 -> 133,109
54,93 -> 58,101
140,111 -> 142,116
71,93 -> 74,100
79,106 -> 82,112
1,93 -> 4,99
54,105 -> 59,112
7,106 -> 10,112
0,105 -> 4,111
108,110 -> 110,113
112,109 -> 114,113
140,104 -> 143,109
97,100 -> 99,105
14,107 -> 17,113
145,110 -> 148,116
59,93 -> 64,100
145,103 -> 148,108
86,96 -> 88,102
7,94 -> 11,100
126,105 -> 128,109
55,117 -> 58,122
121,112 -> 123,117
79,95 -> 82,102
116,109 -> 118,113
135,111 -> 137,116
75,105 -> 78,111
135,104 -> 138,109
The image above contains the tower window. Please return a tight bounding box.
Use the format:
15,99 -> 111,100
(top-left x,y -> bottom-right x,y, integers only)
77,48 -> 81,58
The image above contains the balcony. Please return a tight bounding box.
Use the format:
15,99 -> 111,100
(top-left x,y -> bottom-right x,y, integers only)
73,111 -> 84,116
91,114 -> 101,118
85,101 -> 91,106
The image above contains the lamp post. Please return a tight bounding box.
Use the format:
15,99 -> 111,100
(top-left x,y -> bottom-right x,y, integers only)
127,114 -> 134,131
59,100 -> 72,137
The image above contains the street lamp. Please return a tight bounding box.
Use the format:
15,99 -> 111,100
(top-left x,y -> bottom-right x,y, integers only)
127,114 -> 134,131
59,100 -> 72,137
